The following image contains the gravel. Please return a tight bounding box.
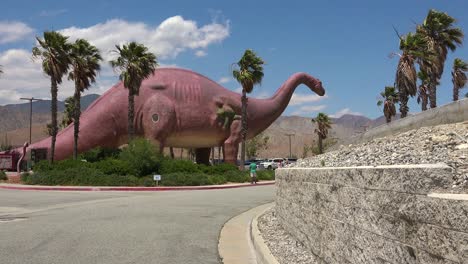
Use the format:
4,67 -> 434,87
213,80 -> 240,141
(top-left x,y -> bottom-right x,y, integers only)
290,121 -> 468,191
258,208 -> 318,264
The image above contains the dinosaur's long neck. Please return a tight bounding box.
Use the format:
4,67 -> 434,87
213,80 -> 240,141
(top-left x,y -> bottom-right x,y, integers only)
247,72 -> 324,137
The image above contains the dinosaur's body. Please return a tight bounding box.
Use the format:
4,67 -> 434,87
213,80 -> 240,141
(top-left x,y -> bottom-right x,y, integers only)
5,68 -> 325,164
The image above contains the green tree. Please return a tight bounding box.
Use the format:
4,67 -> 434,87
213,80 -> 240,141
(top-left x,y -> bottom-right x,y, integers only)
451,58 -> 468,101
246,133 -> 269,159
377,86 -> 399,123
311,113 -> 332,154
60,96 -> 75,129
232,49 -> 265,169
68,39 -> 102,159
416,71 -> 430,111
110,42 -> 157,141
394,32 -> 429,118
417,9 -> 464,108
32,31 -> 71,163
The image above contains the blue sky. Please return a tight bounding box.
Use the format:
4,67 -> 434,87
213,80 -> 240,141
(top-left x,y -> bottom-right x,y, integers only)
0,0 -> 467,119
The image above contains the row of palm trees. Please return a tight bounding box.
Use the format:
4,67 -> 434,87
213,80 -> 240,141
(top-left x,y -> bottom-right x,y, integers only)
31,31 -> 157,162
379,9 -> 467,123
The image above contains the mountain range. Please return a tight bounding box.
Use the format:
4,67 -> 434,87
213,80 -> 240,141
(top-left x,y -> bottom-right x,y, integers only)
0,94 -> 393,158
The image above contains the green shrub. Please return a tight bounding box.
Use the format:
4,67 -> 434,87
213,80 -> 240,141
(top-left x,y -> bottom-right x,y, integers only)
0,170 -> 7,181
140,177 -> 156,187
20,172 -> 31,182
224,170 -> 250,183
160,172 -> 226,186
199,163 -> 238,175
23,167 -> 140,186
79,147 -> 121,162
257,170 -> 275,181
93,158 -> 133,176
160,159 -> 200,174
119,138 -> 163,177
33,159 -> 93,172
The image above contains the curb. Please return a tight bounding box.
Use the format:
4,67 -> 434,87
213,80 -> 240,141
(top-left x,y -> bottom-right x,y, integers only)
218,202 -> 279,264
0,181 -> 275,192
250,204 -> 280,264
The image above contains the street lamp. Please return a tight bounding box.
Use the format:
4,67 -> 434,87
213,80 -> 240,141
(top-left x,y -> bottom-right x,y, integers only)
20,97 -> 44,144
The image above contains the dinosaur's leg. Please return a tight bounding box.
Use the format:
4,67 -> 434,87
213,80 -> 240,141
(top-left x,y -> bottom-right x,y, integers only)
223,120 -> 241,165
195,148 -> 211,165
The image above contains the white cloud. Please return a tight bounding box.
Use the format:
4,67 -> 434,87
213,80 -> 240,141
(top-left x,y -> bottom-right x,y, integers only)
0,21 -> 34,44
39,9 -> 68,17
59,16 -> 229,60
330,108 -> 362,118
0,16 -> 230,105
290,94 -> 328,106
291,105 -> 327,116
218,77 -> 231,84
195,50 -> 207,57
231,87 -> 243,93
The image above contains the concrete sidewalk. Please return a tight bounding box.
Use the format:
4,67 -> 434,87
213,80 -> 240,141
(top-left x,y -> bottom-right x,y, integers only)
218,202 -> 279,264
0,181 -> 275,192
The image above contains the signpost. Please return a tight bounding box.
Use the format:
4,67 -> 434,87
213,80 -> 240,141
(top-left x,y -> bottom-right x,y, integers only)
153,174 -> 161,186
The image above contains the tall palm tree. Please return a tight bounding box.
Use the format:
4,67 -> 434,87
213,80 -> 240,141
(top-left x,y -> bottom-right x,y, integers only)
110,42 -> 157,141
377,86 -> 399,123
32,31 -> 71,163
311,112 -> 332,154
451,58 -> 468,101
394,32 -> 428,118
417,9 -> 464,108
68,39 -> 102,159
60,96 -> 75,129
417,71 -> 430,111
232,49 -> 265,170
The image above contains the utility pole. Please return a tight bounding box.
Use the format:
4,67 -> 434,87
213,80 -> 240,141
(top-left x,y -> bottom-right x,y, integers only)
20,97 -> 43,144
285,133 -> 295,158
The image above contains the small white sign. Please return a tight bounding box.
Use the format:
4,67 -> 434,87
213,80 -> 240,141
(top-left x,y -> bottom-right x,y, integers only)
153,175 -> 161,181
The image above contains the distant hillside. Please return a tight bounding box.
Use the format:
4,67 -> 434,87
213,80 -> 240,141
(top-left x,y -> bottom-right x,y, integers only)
0,94 -> 100,133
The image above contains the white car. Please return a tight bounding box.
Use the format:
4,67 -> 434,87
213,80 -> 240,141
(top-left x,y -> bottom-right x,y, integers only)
260,159 -> 283,170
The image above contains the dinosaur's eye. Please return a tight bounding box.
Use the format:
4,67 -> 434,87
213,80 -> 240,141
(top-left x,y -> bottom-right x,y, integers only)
152,114 -> 159,123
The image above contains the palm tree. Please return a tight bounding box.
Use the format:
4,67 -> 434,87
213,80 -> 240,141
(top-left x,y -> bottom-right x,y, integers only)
68,39 -> 102,159
32,31 -> 71,163
417,71 -> 430,111
311,112 -> 332,154
417,9 -> 464,108
377,86 -> 399,123
110,42 -> 157,141
232,49 -> 265,170
451,58 -> 468,101
60,96 -> 75,129
394,32 -> 428,118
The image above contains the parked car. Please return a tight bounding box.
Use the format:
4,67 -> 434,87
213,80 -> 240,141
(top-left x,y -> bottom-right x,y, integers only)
260,159 -> 279,170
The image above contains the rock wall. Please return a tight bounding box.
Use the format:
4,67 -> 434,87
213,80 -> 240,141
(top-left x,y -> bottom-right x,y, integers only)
276,165 -> 468,263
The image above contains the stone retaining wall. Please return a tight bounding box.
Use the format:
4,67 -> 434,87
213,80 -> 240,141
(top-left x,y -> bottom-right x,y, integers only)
275,165 -> 468,263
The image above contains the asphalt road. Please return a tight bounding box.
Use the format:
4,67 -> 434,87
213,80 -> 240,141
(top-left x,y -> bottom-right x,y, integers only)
0,186 -> 274,264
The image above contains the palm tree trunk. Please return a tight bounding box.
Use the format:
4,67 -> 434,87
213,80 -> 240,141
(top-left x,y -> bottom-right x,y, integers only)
240,89 -> 248,170
318,136 -> 323,154
453,85 -> 459,101
169,147 -> 175,159
399,93 -> 409,118
73,88 -> 81,160
429,74 -> 437,108
128,93 -> 135,141
422,94 -> 428,111
50,77 -> 58,163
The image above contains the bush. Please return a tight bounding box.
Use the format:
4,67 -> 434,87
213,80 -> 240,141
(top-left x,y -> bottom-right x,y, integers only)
79,147 -> 121,162
119,138 -> 163,177
160,159 -> 200,174
22,167 -> 140,186
199,163 -> 238,175
160,172 -> 226,186
92,158 -> 133,176
257,170 -> 275,181
20,172 -> 31,182
0,170 -> 7,181
224,170 -> 250,183
33,159 -> 93,172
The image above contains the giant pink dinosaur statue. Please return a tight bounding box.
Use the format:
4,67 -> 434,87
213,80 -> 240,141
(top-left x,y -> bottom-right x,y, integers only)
4,68 -> 325,165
